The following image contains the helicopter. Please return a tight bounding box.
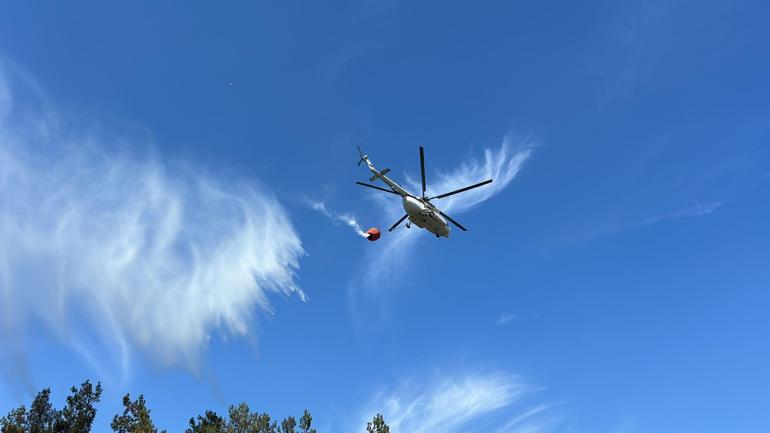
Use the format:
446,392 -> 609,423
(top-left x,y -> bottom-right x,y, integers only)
356,146 -> 493,238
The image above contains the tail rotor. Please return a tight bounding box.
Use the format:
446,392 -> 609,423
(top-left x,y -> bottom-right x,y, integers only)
357,146 -> 368,166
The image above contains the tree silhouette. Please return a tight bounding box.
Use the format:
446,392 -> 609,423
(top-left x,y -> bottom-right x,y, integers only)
186,410 -> 226,433
298,410 -> 315,433
0,406 -> 27,433
1,381 -> 101,433
59,381 -> 102,433
0,380 -> 357,433
366,414 -> 389,433
111,394 -> 164,433
28,389 -> 57,433
279,416 -> 296,433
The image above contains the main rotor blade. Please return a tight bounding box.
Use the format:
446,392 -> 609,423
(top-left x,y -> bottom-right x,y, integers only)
419,146 -> 427,198
429,179 -> 493,200
437,209 -> 467,231
388,214 -> 409,232
355,181 -> 399,195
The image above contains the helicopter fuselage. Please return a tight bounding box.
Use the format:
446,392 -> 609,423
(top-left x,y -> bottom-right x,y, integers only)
360,158 -> 450,237
402,195 -> 450,238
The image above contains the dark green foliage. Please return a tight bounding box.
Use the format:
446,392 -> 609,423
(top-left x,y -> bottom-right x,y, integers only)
221,403 -> 317,433
111,394 -> 165,433
279,416 -> 295,433
225,404 -> 252,433
2,381 -> 325,433
0,406 -> 28,433
186,410 -> 226,433
366,414 -> 389,433
224,403 -> 276,433
251,412 -> 277,433
0,388 -> 59,433
1,382 -> 102,433
60,381 -> 102,433
28,389 -> 57,433
298,411 -> 315,433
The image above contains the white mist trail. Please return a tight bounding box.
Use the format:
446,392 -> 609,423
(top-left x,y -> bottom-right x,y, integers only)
308,199 -> 369,238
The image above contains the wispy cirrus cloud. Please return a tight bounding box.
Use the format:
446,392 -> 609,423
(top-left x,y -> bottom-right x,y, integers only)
593,1 -> 742,105
577,200 -> 723,243
351,371 -> 562,433
0,61 -> 305,387
497,313 -> 517,326
597,0 -> 673,105
426,137 -> 537,214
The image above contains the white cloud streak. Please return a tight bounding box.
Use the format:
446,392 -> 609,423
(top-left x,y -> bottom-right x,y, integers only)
578,200 -> 723,243
352,372 -> 561,433
426,136 -> 537,214
497,313 -> 517,326
0,62 -> 305,383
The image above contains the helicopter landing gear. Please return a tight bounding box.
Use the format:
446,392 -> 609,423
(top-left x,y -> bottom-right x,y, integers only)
406,222 -> 411,228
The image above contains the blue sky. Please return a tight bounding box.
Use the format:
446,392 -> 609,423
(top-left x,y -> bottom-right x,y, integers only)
1,1 -> 769,432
